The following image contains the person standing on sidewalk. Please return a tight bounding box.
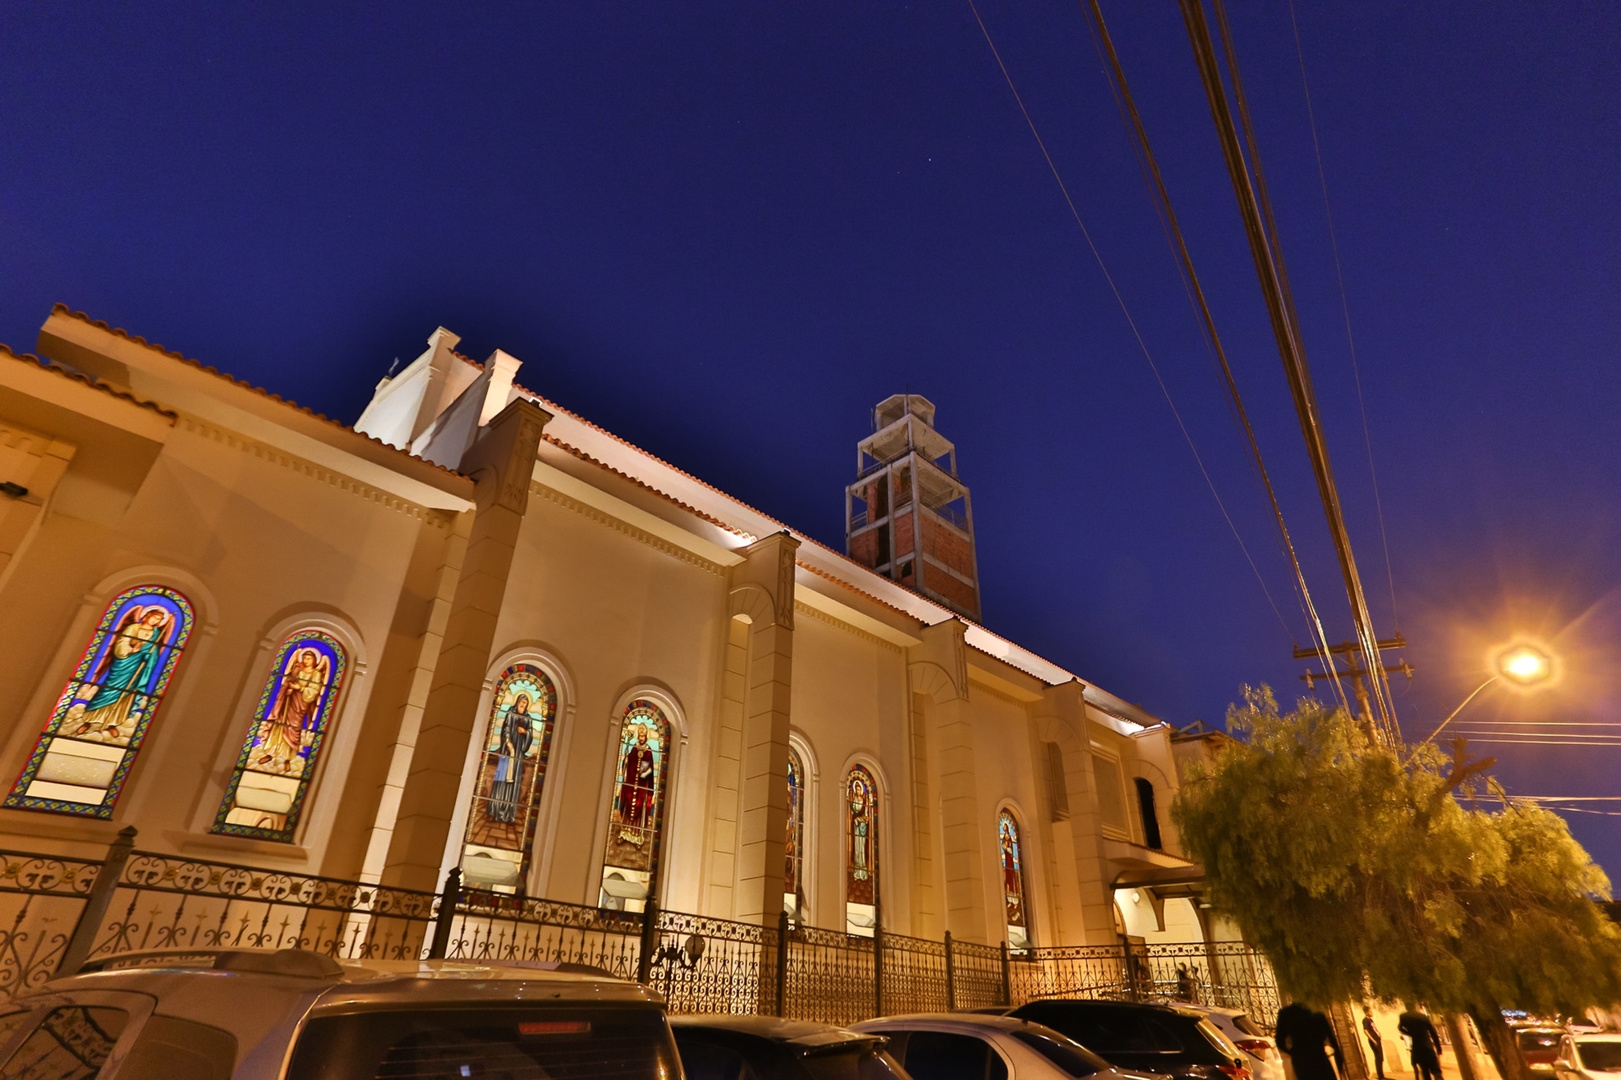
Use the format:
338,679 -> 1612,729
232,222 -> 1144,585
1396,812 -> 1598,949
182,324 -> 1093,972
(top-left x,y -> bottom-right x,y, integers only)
1363,1006 -> 1387,1080
1276,1003 -> 1346,1080
1398,1005 -> 1443,1080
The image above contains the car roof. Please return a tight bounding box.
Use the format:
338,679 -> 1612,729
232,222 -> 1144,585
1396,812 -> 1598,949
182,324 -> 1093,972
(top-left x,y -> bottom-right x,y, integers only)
1017,999 -> 1206,1019
47,948 -> 658,1005
670,1014 -> 875,1048
1577,1034 -> 1621,1042
855,1012 -> 1060,1033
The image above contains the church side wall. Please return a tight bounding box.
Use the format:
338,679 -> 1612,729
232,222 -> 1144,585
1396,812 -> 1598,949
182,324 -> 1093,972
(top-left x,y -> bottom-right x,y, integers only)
964,684 -> 1046,948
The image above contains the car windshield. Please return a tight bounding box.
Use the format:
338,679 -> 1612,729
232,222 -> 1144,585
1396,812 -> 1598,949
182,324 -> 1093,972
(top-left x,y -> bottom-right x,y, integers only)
801,1046 -> 910,1080
1231,1015 -> 1267,1038
1011,1029 -> 1104,1077
1521,1032 -> 1564,1054
1580,1042 -> 1621,1072
284,1004 -> 678,1079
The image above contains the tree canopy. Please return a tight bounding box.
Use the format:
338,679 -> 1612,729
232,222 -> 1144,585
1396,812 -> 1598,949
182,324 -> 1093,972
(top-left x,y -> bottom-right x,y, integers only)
1172,686 -> 1621,1026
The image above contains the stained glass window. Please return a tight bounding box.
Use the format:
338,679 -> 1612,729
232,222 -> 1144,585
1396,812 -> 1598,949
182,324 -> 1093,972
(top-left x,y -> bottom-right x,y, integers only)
599,699 -> 671,912
845,765 -> 878,937
5,587 -> 194,817
999,810 -> 1031,951
211,631 -> 348,843
785,745 -> 806,919
457,664 -> 557,894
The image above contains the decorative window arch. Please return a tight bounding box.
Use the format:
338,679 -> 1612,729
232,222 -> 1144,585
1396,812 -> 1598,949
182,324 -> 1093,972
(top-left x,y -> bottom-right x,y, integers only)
785,744 -> 807,918
457,663 -> 558,894
998,809 -> 1032,951
844,764 -> 879,937
212,630 -> 347,842
599,699 -> 672,912
6,586 -> 194,817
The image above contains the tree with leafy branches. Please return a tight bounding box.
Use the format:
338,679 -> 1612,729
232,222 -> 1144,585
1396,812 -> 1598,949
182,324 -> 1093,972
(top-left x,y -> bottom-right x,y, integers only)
1172,686 -> 1621,1080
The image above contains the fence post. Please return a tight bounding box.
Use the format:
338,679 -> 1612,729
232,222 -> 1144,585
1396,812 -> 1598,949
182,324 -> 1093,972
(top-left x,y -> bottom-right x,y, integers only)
1122,940 -> 1140,1002
944,930 -> 956,1011
1000,940 -> 1012,1007
637,893 -> 660,986
57,825 -> 137,976
776,907 -> 790,1018
427,866 -> 462,960
872,920 -> 884,1019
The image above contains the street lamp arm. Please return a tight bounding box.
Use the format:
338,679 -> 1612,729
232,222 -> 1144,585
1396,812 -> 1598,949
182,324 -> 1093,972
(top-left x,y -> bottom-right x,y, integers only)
1417,674 -> 1502,749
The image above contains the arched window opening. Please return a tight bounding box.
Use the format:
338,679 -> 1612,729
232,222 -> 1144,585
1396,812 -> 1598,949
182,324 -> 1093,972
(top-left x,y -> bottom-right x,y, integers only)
1134,777 -> 1162,850
844,765 -> 878,937
785,745 -> 806,919
457,664 -> 558,893
599,699 -> 672,912
212,630 -> 347,842
5,586 -> 194,817
998,810 -> 1031,952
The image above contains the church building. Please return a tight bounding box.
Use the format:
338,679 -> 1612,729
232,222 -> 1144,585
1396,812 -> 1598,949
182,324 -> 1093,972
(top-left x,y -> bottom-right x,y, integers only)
0,306 -> 1209,950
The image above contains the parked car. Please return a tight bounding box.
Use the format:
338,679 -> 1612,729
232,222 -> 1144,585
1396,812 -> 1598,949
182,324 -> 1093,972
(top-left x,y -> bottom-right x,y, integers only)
1003,1000 -> 1251,1080
672,1014 -> 910,1079
1556,1032 -> 1621,1080
852,1011 -> 1166,1080
0,947 -> 680,1079
1172,1005 -> 1282,1080
1518,1025 -> 1573,1076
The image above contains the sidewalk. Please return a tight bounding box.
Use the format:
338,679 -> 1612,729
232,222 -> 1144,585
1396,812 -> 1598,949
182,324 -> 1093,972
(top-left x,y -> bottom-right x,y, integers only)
1357,1006 -> 1500,1080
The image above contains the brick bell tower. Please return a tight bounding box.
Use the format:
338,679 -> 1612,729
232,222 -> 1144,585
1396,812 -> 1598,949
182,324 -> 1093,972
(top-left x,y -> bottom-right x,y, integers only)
845,394 -> 981,621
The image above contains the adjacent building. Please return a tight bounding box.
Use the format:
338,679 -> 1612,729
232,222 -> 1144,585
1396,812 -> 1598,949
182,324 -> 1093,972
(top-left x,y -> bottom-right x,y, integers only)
0,306 -> 1210,949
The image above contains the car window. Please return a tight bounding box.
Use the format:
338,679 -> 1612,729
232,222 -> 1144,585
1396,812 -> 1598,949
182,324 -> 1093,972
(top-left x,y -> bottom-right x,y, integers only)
1011,1029 -> 1103,1077
117,1014 -> 238,1080
1232,1015 -> 1267,1038
802,1046 -> 910,1080
674,1036 -> 760,1080
1199,1018 -> 1243,1057
1578,1042 -> 1621,1072
1,1005 -> 128,1080
1522,1032 -> 1563,1053
285,1005 -> 679,1080
900,1031 -> 1008,1080
1020,1006 -> 1183,1055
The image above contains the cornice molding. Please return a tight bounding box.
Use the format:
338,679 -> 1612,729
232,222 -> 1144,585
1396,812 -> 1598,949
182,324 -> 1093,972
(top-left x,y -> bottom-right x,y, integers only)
529,480 -> 727,576
794,599 -> 903,655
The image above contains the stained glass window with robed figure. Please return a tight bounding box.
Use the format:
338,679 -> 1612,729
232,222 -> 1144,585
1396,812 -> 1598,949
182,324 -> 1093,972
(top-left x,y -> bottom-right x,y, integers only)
457,664 -> 557,894
5,586 -> 194,817
999,810 -> 1031,951
785,745 -> 806,919
599,700 -> 671,912
212,631 -> 347,843
845,765 -> 878,937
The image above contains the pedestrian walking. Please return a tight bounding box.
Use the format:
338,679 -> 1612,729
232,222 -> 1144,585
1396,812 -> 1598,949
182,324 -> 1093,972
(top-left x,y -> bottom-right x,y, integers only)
1275,1002 -> 1346,1080
1398,1005 -> 1443,1080
1363,1006 -> 1387,1080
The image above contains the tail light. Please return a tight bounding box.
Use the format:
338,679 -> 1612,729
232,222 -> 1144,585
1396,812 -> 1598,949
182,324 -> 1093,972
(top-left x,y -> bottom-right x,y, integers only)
1234,1039 -> 1275,1061
1219,1065 -> 1253,1080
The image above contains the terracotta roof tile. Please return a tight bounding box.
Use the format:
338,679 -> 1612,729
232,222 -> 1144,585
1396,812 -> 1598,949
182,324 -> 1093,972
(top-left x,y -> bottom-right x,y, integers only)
50,305 -> 468,480
1,340 -> 178,420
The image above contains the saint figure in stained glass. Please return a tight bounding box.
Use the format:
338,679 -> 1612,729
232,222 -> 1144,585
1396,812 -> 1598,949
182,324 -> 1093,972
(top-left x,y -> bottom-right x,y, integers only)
6,586 -> 193,817
845,765 -> 878,936
213,631 -> 346,842
599,700 -> 670,912
999,810 -> 1031,951
459,664 -> 557,893
784,746 -> 806,918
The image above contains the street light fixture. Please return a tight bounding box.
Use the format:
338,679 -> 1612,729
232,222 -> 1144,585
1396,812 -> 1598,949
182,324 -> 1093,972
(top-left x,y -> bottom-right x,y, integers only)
1417,640 -> 1556,747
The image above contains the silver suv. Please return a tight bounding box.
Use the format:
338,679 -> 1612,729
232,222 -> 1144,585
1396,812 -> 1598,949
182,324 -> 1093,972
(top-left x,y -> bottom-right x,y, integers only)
0,947 -> 679,1079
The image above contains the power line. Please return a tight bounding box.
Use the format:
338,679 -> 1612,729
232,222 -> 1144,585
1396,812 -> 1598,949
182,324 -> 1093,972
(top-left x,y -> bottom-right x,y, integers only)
1076,0 -> 1347,715
1285,0 -> 1401,635
962,0 -> 1305,656
1179,0 -> 1398,742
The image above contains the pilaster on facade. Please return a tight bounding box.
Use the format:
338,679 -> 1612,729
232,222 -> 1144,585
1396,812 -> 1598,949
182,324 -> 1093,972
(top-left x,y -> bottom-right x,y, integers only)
1033,680 -> 1118,945
381,399 -> 551,890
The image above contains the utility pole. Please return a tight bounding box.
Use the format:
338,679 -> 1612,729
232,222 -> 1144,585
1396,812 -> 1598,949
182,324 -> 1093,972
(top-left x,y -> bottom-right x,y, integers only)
1296,636 -> 1413,742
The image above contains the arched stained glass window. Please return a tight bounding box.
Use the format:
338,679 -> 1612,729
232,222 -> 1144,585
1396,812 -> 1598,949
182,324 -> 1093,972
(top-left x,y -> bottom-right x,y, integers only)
5,586 -> 194,817
844,765 -> 878,937
212,631 -> 347,843
785,745 -> 806,919
458,664 -> 557,894
999,810 -> 1031,951
599,699 -> 671,912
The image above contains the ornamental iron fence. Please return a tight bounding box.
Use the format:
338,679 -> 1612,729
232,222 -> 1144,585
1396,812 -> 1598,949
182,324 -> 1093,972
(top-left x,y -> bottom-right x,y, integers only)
0,828 -> 1282,1030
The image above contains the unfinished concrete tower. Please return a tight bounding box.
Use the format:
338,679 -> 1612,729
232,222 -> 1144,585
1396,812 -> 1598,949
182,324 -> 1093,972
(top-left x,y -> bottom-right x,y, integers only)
845,394 -> 981,620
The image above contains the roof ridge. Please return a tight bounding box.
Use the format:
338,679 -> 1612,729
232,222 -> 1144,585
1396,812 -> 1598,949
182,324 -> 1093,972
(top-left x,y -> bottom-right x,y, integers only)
1,340 -> 178,420
49,305 -> 469,481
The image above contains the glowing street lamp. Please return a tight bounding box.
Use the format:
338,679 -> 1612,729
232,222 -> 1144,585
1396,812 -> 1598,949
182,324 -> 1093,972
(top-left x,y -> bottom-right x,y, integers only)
1418,640 -> 1556,747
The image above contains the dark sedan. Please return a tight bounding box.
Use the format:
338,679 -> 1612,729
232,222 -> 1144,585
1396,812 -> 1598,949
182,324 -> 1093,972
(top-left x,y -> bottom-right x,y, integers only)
671,1014 -> 912,1080
1004,1001 -> 1251,1080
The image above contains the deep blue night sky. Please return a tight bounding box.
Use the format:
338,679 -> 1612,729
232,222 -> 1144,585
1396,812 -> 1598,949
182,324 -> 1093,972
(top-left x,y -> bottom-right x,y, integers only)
4,4 -> 1619,868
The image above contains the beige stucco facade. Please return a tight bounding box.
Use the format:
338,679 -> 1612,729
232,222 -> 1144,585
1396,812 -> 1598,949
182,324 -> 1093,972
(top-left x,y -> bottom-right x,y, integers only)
0,306 -> 1200,948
